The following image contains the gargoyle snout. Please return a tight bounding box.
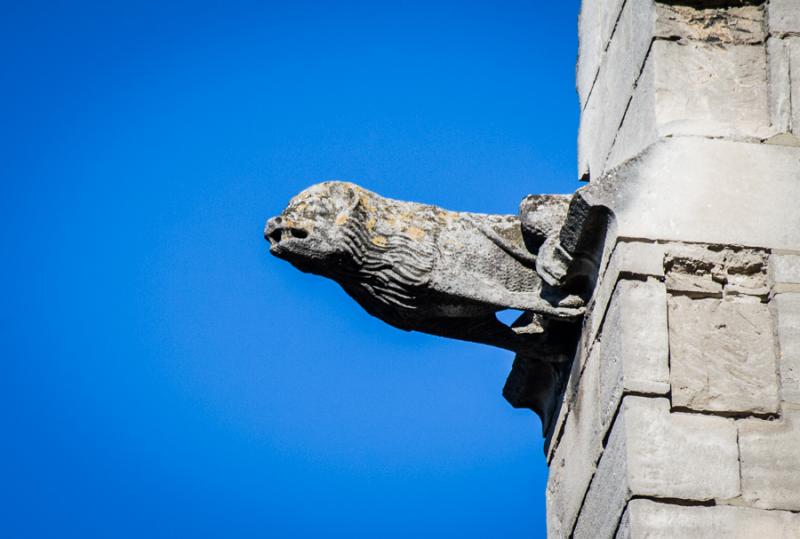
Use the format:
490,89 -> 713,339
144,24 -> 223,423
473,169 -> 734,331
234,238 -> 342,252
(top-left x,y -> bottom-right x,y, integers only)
264,215 -> 310,248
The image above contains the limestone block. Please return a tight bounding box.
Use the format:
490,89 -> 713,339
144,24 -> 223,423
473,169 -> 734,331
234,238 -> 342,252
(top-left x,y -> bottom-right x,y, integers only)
576,0 -> 626,107
600,279 -> 671,399
650,39 -> 768,138
547,278 -> 671,533
739,409 -> 800,511
613,240 -> 665,279
573,404 -> 631,539
768,37 -> 792,137
664,244 -> 769,299
620,396 -> 739,500
546,346 -> 605,538
769,0 -> 800,35
665,272 -> 723,297
546,272 -> 670,462
573,396 -> 739,537
578,0 -> 653,179
606,39 -> 769,172
614,507 -> 630,539
582,240 -> 665,352
773,294 -> 800,404
791,38 -> 800,133
593,138 -> 800,251
605,54 -> 655,171
547,241 -> 668,460
582,0 -> 771,175
770,253 -> 800,284
654,3 -> 766,45
668,296 -> 779,414
623,499 -> 800,538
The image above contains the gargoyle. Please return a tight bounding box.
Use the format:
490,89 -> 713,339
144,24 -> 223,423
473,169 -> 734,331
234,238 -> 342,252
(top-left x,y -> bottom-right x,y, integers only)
265,181 -> 584,357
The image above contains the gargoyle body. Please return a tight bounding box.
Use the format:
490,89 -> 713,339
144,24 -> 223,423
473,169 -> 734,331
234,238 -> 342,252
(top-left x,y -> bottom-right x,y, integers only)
265,181 -> 583,357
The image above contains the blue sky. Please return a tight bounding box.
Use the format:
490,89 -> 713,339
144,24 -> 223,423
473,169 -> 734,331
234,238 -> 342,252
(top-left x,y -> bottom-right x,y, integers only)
4,1 -> 581,537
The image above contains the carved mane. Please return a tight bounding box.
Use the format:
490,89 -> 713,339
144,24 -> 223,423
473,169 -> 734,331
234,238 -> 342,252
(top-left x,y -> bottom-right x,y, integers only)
330,189 -> 438,326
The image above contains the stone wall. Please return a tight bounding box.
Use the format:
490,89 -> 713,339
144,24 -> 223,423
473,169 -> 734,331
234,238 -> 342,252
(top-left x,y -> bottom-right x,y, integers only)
546,1 -> 800,537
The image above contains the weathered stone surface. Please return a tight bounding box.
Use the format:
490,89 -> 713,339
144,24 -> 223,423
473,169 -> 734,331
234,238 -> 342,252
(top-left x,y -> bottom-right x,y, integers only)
773,293 -> 800,404
583,1 -> 771,175
614,240 -> 665,278
791,38 -> 800,133
621,396 -> 739,501
578,0 -> 653,179
614,506 -> 630,539
576,0 -> 626,107
769,0 -> 800,35
545,264 -> 670,462
585,138 -> 800,251
519,194 -> 571,248
573,404 -> 631,539
546,345 -> 604,538
266,182 -> 584,356
651,39 -> 769,140
739,409 -> 800,511
771,253 -> 800,284
666,271 -> 723,297
606,39 -> 770,172
664,244 -> 769,299
605,55 -> 656,171
655,3 -> 766,45
768,37 -> 793,137
573,396 -> 739,537
601,279 -> 671,399
624,499 -> 800,538
668,296 -> 779,414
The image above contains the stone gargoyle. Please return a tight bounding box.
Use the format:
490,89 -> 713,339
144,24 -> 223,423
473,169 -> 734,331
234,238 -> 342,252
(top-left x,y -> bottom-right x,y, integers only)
265,181 -> 590,429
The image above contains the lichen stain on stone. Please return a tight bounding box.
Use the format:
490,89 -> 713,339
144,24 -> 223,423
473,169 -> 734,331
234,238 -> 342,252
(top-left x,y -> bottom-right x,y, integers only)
404,226 -> 425,241
371,235 -> 389,248
335,213 -> 348,226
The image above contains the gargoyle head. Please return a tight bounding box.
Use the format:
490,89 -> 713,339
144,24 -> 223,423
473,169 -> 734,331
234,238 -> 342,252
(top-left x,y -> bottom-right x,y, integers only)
265,181 -> 361,275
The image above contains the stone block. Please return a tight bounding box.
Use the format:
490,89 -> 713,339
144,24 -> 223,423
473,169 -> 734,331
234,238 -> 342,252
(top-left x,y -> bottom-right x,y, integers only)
600,279 -> 671,399
773,293 -> 800,404
592,138 -> 800,252
664,244 -> 769,298
576,0 -> 626,107
547,278 -> 671,533
546,272 -> 670,462
573,396 -> 739,538
768,37 -> 792,136
614,240 -> 665,279
654,3 -> 766,45
771,253 -> 800,284
739,409 -> 800,511
546,343 -> 601,538
769,0 -> 800,35
573,404 -> 631,539
651,39 -> 768,139
614,507 -> 630,539
578,0 -> 653,179
605,53 -> 656,171
623,499 -> 800,538
622,396 -> 739,501
668,296 -> 779,415
605,39 -> 770,173
791,38 -> 800,133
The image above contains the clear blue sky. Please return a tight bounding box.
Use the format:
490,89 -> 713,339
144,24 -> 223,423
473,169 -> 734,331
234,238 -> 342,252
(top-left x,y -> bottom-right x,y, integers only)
4,1 -> 581,537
